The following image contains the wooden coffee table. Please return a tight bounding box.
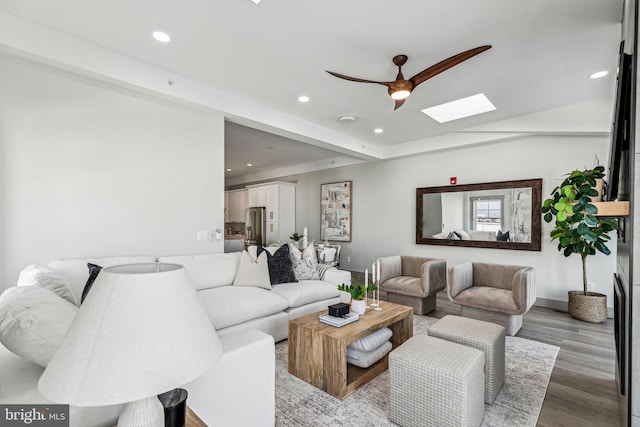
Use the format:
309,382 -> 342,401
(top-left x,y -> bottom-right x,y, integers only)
288,301 -> 413,400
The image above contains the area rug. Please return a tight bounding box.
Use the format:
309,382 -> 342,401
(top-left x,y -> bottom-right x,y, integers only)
275,315 -> 559,426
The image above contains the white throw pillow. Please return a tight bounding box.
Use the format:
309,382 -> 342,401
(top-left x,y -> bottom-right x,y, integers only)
17,264 -> 79,306
347,327 -> 393,352
233,251 -> 271,290
0,286 -> 77,367
290,243 -> 320,280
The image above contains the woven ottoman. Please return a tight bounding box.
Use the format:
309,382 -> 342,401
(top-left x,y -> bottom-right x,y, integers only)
428,315 -> 506,404
389,335 -> 484,427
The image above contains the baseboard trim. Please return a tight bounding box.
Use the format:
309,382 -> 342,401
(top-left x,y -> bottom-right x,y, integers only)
535,297 -> 613,319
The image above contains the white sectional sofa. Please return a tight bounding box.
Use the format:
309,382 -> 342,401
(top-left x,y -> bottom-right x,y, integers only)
0,250 -> 352,426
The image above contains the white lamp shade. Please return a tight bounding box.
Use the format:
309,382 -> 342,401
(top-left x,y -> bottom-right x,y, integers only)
38,263 -> 222,407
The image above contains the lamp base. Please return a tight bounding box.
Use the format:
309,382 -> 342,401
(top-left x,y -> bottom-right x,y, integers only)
118,396 -> 164,427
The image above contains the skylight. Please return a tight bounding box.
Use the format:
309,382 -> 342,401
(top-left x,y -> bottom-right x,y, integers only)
421,93 -> 496,123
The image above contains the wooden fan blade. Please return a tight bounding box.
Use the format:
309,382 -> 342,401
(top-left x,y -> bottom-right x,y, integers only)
394,99 -> 406,110
326,71 -> 392,87
409,45 -> 492,87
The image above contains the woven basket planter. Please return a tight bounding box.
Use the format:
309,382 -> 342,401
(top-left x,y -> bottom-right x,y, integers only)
568,291 -> 607,323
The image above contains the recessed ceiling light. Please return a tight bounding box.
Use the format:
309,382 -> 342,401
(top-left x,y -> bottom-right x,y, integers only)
589,71 -> 608,79
338,115 -> 356,124
421,93 -> 496,123
374,128 -> 384,134
298,95 -> 310,103
226,168 -> 232,172
152,31 -> 171,43
246,163 -> 253,167
251,0 -> 262,3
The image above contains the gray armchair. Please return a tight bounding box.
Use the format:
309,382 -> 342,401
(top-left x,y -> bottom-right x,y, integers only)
447,262 -> 535,336
378,255 -> 447,315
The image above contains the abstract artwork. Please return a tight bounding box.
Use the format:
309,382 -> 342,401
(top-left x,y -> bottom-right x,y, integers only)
320,181 -> 352,242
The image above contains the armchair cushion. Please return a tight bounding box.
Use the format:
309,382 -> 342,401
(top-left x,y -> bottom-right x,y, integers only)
448,262 -> 535,316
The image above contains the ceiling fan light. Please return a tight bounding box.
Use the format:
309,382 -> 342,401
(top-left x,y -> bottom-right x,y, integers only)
391,90 -> 411,100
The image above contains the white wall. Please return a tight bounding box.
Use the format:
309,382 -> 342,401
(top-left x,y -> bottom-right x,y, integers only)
295,135 -> 616,307
0,53 -> 225,287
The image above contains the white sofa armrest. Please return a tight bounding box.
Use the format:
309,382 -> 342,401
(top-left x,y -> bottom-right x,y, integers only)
322,268 -> 351,286
184,329 -> 275,427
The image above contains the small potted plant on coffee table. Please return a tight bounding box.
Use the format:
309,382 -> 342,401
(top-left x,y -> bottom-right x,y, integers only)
338,277 -> 376,315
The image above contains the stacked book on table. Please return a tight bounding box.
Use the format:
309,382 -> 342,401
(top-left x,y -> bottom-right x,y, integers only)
319,313 -> 359,327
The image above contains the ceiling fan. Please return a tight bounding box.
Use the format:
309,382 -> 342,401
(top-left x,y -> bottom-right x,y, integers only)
326,45 -> 492,110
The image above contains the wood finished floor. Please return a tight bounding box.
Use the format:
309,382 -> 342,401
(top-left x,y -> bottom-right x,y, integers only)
428,293 -> 619,427
350,270 -> 620,427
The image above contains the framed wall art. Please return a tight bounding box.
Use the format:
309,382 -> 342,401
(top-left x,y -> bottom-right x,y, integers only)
320,181 -> 352,242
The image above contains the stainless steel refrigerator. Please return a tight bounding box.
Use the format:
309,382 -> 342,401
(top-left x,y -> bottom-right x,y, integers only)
245,207 -> 266,246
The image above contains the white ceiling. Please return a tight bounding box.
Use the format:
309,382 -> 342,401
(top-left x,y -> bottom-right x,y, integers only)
0,0 -> 624,184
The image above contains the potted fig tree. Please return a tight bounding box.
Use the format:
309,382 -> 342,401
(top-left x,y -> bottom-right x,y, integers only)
541,166 -> 617,322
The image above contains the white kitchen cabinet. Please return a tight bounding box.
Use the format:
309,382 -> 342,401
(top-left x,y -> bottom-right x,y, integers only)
248,186 -> 266,207
228,189 -> 248,222
266,221 -> 278,245
265,184 -> 278,221
246,182 -> 296,245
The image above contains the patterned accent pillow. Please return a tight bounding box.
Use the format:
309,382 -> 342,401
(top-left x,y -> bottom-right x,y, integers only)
289,243 -> 321,280
258,244 -> 298,285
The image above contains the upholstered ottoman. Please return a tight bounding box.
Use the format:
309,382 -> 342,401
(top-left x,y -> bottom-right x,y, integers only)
428,315 -> 506,404
389,335 -> 485,427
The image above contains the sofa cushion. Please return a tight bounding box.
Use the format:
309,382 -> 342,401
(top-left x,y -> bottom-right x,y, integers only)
270,280 -> 340,308
196,286 -> 289,330
380,276 -> 424,297
47,255 -> 157,303
258,245 -> 297,285
289,243 -> 321,280
233,251 -> 271,290
453,286 -> 520,314
157,252 -> 242,291
0,286 -> 77,368
17,264 -> 79,306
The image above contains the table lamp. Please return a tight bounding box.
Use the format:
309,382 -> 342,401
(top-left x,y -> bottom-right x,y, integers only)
38,263 -> 223,427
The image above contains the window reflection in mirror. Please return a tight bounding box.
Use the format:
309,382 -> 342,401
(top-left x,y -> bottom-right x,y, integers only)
416,179 -> 542,251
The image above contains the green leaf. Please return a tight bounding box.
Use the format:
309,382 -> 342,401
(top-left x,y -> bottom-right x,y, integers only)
584,231 -> 598,242
579,184 -> 592,194
586,189 -> 599,197
584,203 -> 598,214
543,198 -> 553,208
559,236 -> 572,246
543,212 -> 552,223
595,241 -> 611,255
561,185 -> 576,198
557,210 -> 567,222
584,215 -> 598,227
572,203 -> 584,213
577,223 -> 590,235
